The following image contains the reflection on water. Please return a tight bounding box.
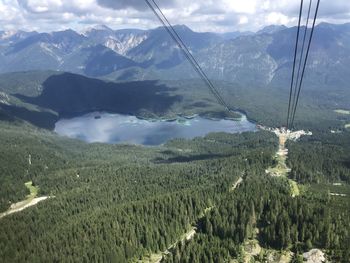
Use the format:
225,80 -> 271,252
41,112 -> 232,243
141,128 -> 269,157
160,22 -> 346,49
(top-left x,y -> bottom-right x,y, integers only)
54,112 -> 256,145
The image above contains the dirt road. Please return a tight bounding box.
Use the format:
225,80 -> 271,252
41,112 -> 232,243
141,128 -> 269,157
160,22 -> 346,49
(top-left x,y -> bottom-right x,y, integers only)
0,181 -> 51,219
0,196 -> 49,219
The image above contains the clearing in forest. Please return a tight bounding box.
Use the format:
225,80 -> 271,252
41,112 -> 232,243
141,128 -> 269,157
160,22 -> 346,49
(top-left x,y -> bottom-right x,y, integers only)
233,228 -> 294,263
334,109 -> 350,115
262,127 -> 311,197
0,181 -> 50,219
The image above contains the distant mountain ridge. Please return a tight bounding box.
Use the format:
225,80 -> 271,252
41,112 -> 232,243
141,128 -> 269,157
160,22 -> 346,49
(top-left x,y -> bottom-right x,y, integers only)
0,23 -> 350,90
0,24 -> 236,77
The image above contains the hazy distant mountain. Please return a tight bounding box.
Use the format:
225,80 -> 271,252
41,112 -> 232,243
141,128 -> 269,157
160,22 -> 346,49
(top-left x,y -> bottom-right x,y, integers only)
82,45 -> 138,77
0,30 -> 38,45
257,25 -> 288,35
126,25 -> 223,70
163,22 -> 350,89
0,23 -> 350,90
0,25 -> 225,76
219,31 -> 253,40
0,30 -> 87,73
82,25 -> 147,56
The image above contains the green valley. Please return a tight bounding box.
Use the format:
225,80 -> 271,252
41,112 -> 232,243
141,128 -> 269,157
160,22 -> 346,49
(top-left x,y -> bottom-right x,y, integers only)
0,71 -> 349,262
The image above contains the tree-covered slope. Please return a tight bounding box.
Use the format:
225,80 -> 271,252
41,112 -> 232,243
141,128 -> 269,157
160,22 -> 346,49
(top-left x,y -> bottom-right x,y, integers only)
0,71 -> 349,131
0,121 -> 276,262
0,121 -> 349,262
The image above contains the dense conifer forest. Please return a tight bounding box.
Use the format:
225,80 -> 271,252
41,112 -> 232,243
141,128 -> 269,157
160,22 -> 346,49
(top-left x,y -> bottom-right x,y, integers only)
0,120 -> 349,262
0,72 -> 350,262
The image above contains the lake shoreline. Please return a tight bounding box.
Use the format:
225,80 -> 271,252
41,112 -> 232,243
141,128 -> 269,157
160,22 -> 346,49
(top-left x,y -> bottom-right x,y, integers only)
58,108 -> 252,123
54,111 -> 257,146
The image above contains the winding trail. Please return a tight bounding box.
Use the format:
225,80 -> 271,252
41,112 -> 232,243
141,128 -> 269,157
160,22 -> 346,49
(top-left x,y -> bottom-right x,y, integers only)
142,128 -> 312,263
140,177 -> 243,263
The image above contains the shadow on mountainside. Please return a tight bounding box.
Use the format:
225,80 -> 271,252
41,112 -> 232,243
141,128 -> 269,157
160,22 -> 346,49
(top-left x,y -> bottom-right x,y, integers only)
15,72 -> 183,119
0,103 -> 58,129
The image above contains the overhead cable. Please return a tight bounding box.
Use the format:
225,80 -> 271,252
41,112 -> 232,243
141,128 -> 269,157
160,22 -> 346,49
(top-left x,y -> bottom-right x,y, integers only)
290,0 -> 321,128
286,0 -> 304,129
144,0 -> 230,111
290,0 -> 313,127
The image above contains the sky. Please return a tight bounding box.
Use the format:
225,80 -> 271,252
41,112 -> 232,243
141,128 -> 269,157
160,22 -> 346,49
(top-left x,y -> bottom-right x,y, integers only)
1,0 -> 350,33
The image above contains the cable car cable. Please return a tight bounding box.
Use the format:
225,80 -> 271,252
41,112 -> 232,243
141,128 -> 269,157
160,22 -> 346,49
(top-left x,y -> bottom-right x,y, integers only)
290,0 -> 313,127
149,0 -> 227,108
286,0 -> 304,129
290,0 -> 320,128
144,0 -> 230,111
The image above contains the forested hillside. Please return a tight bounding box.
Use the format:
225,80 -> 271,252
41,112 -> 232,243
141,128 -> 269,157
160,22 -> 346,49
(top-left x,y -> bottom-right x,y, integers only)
0,119 -> 349,262
0,63 -> 349,263
1,0 -> 350,261
1,71 -> 349,130
0,123 -> 276,262
1,23 -> 350,92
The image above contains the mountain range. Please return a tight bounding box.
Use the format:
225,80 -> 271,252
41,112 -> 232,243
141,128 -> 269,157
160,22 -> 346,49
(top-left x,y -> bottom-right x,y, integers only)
1,23 -> 350,90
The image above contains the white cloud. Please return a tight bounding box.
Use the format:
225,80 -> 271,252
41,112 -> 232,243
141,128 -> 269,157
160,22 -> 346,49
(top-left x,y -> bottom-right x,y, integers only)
222,0 -> 257,14
20,0 -> 62,13
239,16 -> 248,25
0,0 -> 348,32
267,12 -> 291,25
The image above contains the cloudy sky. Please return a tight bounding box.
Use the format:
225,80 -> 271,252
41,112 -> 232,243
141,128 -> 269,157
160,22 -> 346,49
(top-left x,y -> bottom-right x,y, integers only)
1,0 -> 350,33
